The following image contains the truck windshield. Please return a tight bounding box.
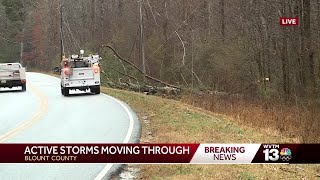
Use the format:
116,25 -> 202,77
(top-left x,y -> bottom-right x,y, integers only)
0,64 -> 21,71
69,61 -> 90,68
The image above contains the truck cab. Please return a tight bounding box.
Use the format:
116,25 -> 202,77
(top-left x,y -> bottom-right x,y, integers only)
60,50 -> 101,96
0,63 -> 26,91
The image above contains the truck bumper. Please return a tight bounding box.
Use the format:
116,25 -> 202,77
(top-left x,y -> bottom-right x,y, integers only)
0,80 -> 25,88
62,79 -> 100,90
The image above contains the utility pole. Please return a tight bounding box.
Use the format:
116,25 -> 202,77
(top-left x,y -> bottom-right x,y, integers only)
139,0 -> 146,74
20,0 -> 25,66
20,30 -> 24,65
60,4 -> 65,61
220,0 -> 225,44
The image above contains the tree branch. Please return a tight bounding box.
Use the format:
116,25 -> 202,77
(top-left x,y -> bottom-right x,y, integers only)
101,45 -> 181,89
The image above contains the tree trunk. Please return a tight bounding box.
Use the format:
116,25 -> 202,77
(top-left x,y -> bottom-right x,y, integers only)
220,0 -> 225,44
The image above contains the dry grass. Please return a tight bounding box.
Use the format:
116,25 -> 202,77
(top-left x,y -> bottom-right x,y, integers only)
182,93 -> 320,143
102,87 -> 320,180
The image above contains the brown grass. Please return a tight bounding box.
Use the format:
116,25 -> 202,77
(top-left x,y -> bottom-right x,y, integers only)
102,87 -> 320,180
182,93 -> 320,143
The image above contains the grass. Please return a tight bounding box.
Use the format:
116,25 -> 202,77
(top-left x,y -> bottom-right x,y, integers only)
102,87 -> 320,180
182,93 -> 320,143
239,172 -> 255,180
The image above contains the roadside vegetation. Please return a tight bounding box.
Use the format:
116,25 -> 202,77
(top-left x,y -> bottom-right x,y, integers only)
183,92 -> 320,144
103,87 -> 320,180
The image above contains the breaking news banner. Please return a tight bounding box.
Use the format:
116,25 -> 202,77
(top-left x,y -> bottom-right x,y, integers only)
0,144 -> 318,164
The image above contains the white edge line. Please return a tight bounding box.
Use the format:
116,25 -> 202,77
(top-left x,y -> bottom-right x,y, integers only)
94,94 -> 135,180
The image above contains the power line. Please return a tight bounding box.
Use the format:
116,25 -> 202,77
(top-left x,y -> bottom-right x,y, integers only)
145,0 -> 206,63
0,34 -> 20,44
139,0 -> 146,74
59,4 -> 65,59
63,12 -> 81,51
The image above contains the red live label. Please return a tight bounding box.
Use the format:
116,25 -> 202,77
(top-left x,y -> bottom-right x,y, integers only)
280,17 -> 299,26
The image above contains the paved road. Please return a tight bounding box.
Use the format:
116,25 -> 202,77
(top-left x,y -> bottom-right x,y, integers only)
0,72 -> 140,180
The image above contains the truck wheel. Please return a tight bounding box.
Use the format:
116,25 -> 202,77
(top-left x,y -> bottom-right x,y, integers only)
95,86 -> 100,94
61,85 -> 64,95
21,84 -> 26,92
64,87 -> 69,96
91,86 -> 100,94
90,86 -> 96,94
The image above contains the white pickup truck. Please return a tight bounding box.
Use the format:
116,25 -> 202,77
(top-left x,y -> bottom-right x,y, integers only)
0,63 -> 27,91
60,51 -> 101,96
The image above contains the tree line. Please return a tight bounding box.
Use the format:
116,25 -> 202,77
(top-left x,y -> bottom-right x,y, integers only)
1,0 -> 320,103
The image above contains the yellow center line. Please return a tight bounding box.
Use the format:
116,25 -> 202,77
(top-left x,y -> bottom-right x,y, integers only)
0,83 -> 49,143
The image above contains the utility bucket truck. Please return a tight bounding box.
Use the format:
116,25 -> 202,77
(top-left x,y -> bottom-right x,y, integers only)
0,63 -> 26,91
60,50 -> 101,96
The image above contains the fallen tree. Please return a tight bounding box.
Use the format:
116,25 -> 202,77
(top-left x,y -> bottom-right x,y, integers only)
101,45 -> 181,90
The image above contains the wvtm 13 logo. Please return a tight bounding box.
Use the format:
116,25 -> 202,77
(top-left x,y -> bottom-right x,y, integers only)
263,145 -> 292,162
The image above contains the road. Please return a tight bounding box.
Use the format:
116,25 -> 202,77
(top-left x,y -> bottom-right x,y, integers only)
0,72 -> 140,180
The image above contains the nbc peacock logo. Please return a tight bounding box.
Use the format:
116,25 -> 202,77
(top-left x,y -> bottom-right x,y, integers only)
280,148 -> 292,161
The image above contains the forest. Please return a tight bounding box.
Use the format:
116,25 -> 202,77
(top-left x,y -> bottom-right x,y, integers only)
0,0 -> 319,142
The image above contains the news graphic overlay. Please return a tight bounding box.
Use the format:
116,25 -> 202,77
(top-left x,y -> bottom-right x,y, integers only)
0,144 -> 198,163
190,144 -> 260,164
280,17 -> 299,26
0,144 -> 318,164
251,144 -> 319,164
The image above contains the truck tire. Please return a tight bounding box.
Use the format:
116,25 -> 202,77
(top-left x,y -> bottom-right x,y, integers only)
21,84 -> 26,92
61,85 -> 64,95
91,86 -> 100,94
95,86 -> 100,94
61,86 -> 69,96
64,87 -> 70,96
